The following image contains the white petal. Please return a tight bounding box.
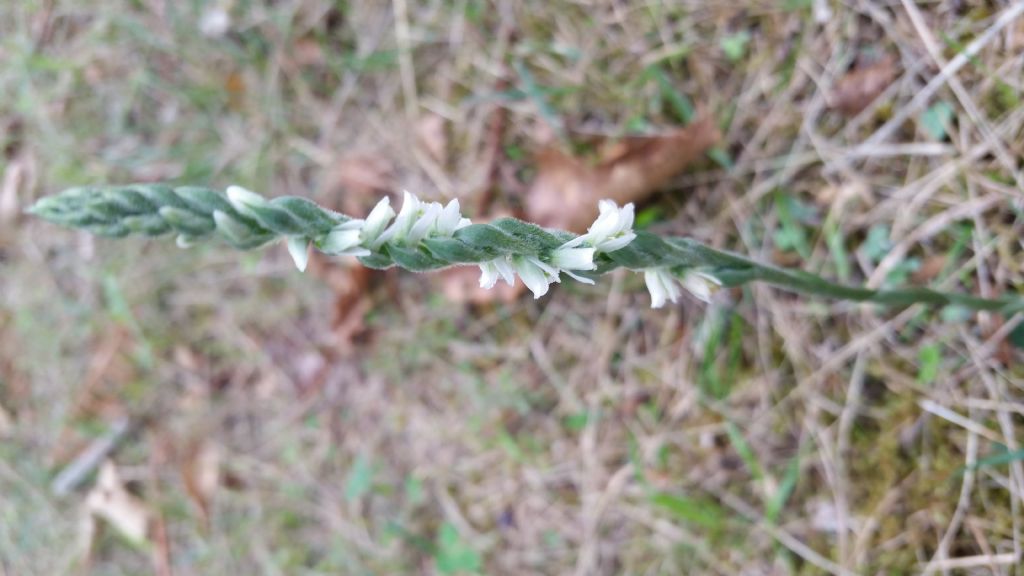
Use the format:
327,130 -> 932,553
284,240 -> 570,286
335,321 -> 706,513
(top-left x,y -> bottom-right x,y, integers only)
376,192 -> 416,246
643,268 -> 681,308
286,236 -> 310,272
561,269 -> 595,285
362,197 -> 395,245
550,247 -> 595,271
435,199 -> 462,236
407,202 -> 442,244
514,256 -> 553,299
681,271 -> 722,303
559,235 -> 587,249
493,256 -> 515,285
320,225 -> 362,254
529,256 -> 560,281
616,203 -> 635,234
597,199 -> 617,215
225,185 -> 266,218
644,269 -> 668,308
586,208 -> 620,244
596,232 -> 636,253
664,274 -> 682,303
478,261 -> 500,289
456,217 -> 473,230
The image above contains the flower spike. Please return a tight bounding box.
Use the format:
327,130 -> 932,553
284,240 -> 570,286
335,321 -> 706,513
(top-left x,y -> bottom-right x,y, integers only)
30,183 -> 1024,315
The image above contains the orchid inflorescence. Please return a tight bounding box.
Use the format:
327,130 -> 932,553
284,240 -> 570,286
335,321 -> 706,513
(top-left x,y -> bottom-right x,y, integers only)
29,183 -> 1024,314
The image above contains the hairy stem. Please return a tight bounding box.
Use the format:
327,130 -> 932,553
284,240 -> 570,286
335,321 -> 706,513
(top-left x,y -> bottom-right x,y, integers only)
29,183 -> 1020,314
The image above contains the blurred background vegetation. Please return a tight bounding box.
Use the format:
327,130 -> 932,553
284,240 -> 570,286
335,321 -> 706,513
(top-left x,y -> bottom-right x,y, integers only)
2,1 -> 1024,574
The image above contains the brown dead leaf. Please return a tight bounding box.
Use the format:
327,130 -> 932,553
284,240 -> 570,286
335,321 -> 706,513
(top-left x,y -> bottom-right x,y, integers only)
314,155 -> 398,352
416,113 -> 448,166
326,153 -> 395,214
292,37 -> 325,68
181,441 -> 221,528
828,55 -> 897,116
525,117 -> 720,232
308,258 -> 375,354
86,461 -> 151,545
439,265 -> 525,304
225,71 -> 246,112
911,254 -> 947,284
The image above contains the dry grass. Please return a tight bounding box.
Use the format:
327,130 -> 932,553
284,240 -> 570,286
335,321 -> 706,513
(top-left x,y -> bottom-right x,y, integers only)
2,1 -> 1024,574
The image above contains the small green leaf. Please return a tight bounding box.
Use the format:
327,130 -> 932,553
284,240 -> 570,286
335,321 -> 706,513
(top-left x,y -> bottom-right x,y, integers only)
963,447 -> 1024,473
435,523 -> 482,575
720,31 -> 751,62
773,192 -> 811,258
766,454 -> 801,523
649,492 -> 725,530
563,411 -> 591,433
344,455 -> 373,502
783,0 -> 813,10
707,147 -> 733,169
1008,322 -> 1024,350
917,344 -> 941,385
634,206 -> 664,229
724,421 -> 763,480
650,66 -> 695,124
920,101 -> 955,140
860,225 -> 892,263
940,305 -> 972,323
405,476 -> 424,505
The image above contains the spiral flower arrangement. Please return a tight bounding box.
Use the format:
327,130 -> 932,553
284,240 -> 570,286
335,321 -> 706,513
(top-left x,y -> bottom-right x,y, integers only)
29,184 -> 1022,313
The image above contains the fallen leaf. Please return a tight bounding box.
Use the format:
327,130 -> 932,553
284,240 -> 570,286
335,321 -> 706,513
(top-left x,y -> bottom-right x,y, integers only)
415,114 -> 448,166
920,101 -> 955,140
439,264 -> 525,304
326,153 -> 395,213
911,254 -> 947,284
85,461 -> 151,545
292,37 -> 325,68
316,155 -> 397,352
225,71 -> 246,112
181,441 -> 221,528
525,116 -> 720,232
828,55 -> 897,116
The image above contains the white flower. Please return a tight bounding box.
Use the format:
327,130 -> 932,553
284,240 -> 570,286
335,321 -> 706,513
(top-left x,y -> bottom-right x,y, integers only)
562,200 -> 636,253
643,268 -> 682,309
374,191 -> 471,248
478,256 -> 515,289
477,248 -> 595,297
225,185 -> 268,219
361,197 -> 396,248
512,256 -> 560,299
375,191 -> 422,247
434,199 -> 473,237
320,220 -> 370,256
286,236 -> 311,272
549,246 -> 596,284
642,268 -> 722,308
680,270 -> 722,303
